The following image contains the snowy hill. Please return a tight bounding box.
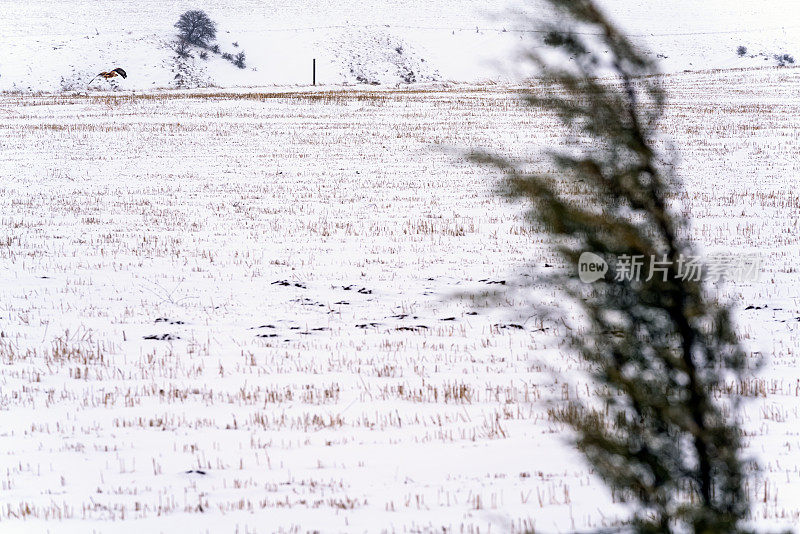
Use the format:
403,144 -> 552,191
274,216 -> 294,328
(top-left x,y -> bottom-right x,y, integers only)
1,0 -> 799,91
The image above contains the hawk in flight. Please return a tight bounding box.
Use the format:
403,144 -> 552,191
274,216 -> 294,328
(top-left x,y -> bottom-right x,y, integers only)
89,68 -> 128,85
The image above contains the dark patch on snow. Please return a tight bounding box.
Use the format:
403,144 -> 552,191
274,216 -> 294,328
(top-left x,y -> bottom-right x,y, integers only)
273,280 -> 306,289
143,333 -> 180,341
155,317 -> 184,325
395,325 -> 429,332
495,323 -> 524,330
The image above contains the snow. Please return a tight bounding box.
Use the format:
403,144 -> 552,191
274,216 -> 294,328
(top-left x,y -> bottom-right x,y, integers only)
1,0 -> 799,91
2,67 -> 800,531
3,0 -> 800,531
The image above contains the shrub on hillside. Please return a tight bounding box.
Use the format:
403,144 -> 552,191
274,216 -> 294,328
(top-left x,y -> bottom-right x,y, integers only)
234,51 -> 246,69
175,10 -> 217,47
736,45 -> 747,57
172,38 -> 192,58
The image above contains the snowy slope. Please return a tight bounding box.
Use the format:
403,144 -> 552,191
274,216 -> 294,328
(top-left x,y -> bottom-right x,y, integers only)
1,0 -> 799,91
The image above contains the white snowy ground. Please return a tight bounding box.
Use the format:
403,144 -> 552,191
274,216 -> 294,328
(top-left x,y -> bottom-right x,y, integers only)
1,67 -> 800,532
1,0 -> 799,91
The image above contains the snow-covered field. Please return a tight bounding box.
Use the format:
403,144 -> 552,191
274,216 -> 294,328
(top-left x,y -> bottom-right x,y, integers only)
1,0 -> 799,90
2,66 -> 800,532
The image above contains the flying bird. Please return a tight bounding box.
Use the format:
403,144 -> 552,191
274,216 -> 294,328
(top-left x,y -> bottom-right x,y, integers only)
88,68 -> 128,85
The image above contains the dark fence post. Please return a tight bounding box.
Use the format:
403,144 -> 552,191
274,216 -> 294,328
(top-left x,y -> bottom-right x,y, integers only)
313,58 -> 316,86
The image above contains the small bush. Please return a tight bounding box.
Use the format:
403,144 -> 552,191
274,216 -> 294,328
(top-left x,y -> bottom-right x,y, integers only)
175,10 -> 217,47
399,66 -> 415,83
173,39 -> 192,58
199,51 -> 208,60
232,41 -> 239,48
221,52 -> 233,61
737,46 -> 747,57
774,53 -> 795,66
234,51 -> 246,69
210,44 -> 220,54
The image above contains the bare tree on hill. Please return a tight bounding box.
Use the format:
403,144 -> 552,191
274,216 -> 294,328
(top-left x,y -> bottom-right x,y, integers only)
175,10 -> 217,47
